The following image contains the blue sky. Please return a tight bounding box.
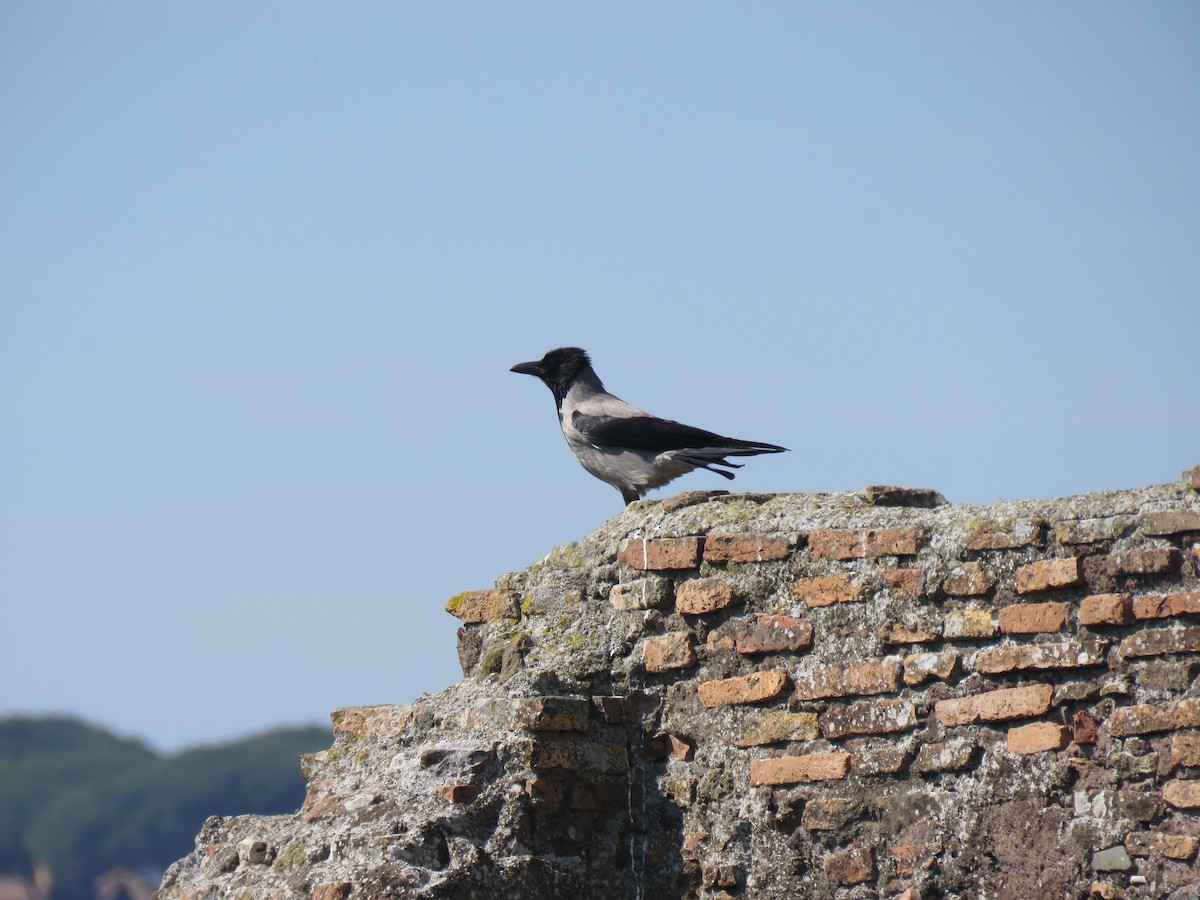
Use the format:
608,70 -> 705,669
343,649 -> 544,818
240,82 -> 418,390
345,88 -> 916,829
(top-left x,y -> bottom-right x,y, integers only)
3,3 -> 1197,750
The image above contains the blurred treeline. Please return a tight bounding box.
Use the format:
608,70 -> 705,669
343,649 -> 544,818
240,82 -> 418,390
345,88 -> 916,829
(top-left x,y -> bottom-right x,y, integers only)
0,715 -> 329,900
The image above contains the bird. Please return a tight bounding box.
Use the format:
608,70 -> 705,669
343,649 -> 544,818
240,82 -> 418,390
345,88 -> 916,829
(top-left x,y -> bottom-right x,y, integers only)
510,347 -> 787,505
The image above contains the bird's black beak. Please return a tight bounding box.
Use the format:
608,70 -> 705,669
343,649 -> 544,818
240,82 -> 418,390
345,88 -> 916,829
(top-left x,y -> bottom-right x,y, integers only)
510,360 -> 544,377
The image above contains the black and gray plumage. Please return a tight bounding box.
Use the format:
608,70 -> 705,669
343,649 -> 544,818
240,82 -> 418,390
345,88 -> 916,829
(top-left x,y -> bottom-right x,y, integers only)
510,347 -> 787,505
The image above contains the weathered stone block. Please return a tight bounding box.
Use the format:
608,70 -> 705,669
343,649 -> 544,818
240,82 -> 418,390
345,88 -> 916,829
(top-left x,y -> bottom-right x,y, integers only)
943,608 -> 998,640
882,619 -> 941,644
820,699 -> 917,740
1163,779 -> 1200,809
973,639 -> 1106,674
1110,699 -> 1200,736
800,795 -> 859,830
1124,831 -> 1199,861
942,562 -> 996,596
966,519 -> 1044,550
641,632 -> 697,673
675,577 -> 736,614
1054,517 -> 1130,545
1015,558 -> 1082,593
1079,593 -> 1132,626
1135,660 -> 1196,691
703,534 -> 793,563
1007,722 -> 1069,754
445,589 -> 516,623
731,711 -> 819,747
793,658 -> 901,701
697,670 -> 789,708
1119,626 -> 1200,657
749,752 -> 852,785
618,536 -> 703,570
1170,733 -> 1200,769
1140,510 -> 1200,535
1091,845 -> 1133,872
1107,547 -> 1181,575
608,577 -> 672,610
998,601 -> 1070,633
792,574 -> 861,607
514,696 -> 591,732
935,684 -> 1053,726
903,648 -> 958,685
912,740 -> 975,774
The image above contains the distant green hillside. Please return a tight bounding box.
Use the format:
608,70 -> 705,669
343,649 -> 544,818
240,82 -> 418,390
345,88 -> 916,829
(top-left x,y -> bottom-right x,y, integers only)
0,716 -> 329,900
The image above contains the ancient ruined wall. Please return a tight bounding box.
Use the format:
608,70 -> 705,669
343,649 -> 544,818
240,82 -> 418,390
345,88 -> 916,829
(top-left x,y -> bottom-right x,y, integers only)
159,469 -> 1200,900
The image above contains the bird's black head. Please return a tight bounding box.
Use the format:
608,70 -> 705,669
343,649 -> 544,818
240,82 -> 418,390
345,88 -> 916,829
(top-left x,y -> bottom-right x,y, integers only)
510,347 -> 595,408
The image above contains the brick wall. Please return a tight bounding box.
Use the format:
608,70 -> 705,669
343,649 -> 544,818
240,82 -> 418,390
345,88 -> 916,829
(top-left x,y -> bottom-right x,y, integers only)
158,469 -> 1200,900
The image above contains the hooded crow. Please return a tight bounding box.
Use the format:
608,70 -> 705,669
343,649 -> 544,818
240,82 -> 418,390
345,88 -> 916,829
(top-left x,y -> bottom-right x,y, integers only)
511,347 -> 787,505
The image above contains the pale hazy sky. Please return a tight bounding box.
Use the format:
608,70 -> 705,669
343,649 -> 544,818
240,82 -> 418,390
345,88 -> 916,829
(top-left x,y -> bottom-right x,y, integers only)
3,2 -> 1197,750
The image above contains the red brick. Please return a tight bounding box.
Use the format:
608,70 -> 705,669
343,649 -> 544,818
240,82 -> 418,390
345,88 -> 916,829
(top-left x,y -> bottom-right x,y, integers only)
733,614 -> 814,655
675,578 -> 736,614
1073,710 -> 1098,744
1163,779 -> 1200,809
665,734 -> 693,761
998,601 -> 1070,633
1132,590 -> 1200,620
748,751 -> 852,785
697,670 -> 789,708
1015,558 -> 1082,593
793,658 -> 901,700
820,699 -> 917,739
436,783 -> 479,803
890,843 -> 941,878
966,519 -> 1044,550
1079,593 -> 1133,626
1107,547 -> 1181,575
942,562 -> 997,596
618,536 -> 703,570
524,777 -> 559,809
935,683 -> 1053,726
808,527 -> 926,559
792,574 -> 861,607
973,639 -> 1106,674
703,534 -> 792,563
824,847 -> 875,885
1007,722 -> 1069,754
641,632 -> 697,673
1110,698 -> 1200,736
886,567 -> 928,596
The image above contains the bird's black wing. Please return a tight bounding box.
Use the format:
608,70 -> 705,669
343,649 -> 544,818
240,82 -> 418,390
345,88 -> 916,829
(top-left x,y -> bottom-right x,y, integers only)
573,412 -> 785,455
